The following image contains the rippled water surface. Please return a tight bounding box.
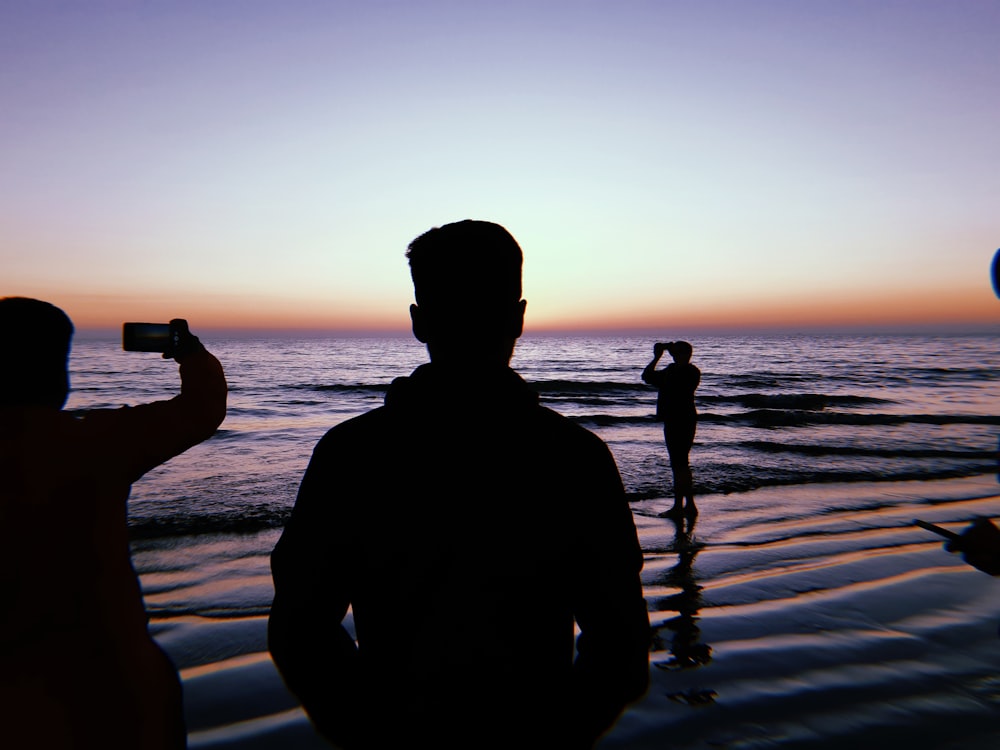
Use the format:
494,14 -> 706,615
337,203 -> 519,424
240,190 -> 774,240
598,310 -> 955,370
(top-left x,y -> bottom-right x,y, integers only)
67,332 -> 999,536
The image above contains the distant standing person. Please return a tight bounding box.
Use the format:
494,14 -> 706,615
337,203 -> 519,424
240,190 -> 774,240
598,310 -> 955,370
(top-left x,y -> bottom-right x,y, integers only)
642,341 -> 700,517
0,299 -> 227,749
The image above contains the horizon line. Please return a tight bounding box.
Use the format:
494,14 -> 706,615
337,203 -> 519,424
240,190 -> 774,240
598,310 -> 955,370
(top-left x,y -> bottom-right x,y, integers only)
73,320 -> 999,340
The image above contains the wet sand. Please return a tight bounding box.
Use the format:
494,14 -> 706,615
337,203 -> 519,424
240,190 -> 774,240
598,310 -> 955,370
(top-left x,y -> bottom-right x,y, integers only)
145,475 -> 1000,749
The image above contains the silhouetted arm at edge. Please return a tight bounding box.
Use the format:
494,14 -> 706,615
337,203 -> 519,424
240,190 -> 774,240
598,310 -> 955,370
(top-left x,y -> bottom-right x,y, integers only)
946,518 -> 1000,576
269,443 -> 365,748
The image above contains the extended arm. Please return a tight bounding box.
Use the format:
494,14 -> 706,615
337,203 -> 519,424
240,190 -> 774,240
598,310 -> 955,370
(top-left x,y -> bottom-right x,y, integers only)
102,324 -> 227,483
641,344 -> 665,386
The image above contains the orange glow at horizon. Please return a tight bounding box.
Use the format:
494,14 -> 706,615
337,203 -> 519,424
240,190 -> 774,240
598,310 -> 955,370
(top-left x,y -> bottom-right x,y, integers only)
13,288 -> 409,333
528,285 -> 998,333
21,282 -> 997,334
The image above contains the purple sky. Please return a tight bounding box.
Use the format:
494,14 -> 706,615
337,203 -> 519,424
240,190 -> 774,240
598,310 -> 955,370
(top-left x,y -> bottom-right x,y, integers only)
3,1 -> 998,331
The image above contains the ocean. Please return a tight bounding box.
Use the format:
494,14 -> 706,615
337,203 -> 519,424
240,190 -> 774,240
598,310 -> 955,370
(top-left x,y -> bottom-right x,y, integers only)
61,331 -> 1000,747
66,332 -> 999,540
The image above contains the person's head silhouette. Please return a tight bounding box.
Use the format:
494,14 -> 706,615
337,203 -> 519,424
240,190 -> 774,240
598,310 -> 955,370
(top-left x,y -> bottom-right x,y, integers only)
666,340 -> 693,364
0,296 -> 73,409
406,220 -> 527,366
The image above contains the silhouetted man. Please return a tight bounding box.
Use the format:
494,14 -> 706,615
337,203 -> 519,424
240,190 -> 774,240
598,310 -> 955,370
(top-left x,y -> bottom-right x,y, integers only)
642,341 -> 700,517
269,220 -> 650,749
0,298 -> 227,749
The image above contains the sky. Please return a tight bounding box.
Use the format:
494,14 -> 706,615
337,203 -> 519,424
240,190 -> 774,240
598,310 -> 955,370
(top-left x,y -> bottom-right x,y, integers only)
2,1 -> 998,334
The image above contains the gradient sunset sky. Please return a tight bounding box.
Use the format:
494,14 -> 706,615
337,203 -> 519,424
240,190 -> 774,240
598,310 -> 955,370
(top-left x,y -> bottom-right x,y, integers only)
3,1 -> 998,334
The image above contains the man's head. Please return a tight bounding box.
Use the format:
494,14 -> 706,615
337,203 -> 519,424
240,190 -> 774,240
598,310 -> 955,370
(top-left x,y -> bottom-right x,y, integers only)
666,340 -> 693,363
0,297 -> 74,409
406,220 -> 526,364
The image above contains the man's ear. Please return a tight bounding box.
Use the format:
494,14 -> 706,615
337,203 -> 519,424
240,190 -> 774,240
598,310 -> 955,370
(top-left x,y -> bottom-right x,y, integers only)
508,299 -> 527,339
410,303 -> 428,343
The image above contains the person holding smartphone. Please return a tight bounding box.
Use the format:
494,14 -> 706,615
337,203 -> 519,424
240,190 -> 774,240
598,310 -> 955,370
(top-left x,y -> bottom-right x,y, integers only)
0,297 -> 227,749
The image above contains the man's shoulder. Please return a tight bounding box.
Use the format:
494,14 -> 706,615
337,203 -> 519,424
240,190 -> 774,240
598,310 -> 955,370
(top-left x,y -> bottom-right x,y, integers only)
310,398 -> 613,463
314,406 -> 392,447
531,404 -> 612,453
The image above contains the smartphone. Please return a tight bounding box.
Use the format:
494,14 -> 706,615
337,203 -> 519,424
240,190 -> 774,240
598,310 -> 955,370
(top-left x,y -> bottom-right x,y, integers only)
913,519 -> 961,542
123,322 -> 174,353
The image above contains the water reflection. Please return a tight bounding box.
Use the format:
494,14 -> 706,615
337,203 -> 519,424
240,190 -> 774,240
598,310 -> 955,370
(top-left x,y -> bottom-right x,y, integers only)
652,514 -> 713,682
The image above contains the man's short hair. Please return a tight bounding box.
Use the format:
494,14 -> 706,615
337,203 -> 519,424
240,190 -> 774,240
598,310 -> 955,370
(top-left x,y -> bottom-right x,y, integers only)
406,220 -> 523,308
0,297 -> 74,408
668,340 -> 693,362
